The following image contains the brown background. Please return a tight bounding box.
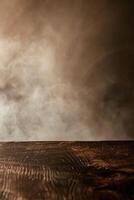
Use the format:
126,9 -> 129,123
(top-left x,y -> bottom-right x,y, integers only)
0,0 -> 133,140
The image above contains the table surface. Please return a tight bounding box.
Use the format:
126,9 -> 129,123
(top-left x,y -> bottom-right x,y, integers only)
0,142 -> 133,200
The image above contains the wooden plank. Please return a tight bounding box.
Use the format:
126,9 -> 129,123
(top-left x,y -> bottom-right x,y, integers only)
0,142 -> 133,200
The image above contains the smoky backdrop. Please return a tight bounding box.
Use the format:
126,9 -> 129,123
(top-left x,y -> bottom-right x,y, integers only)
0,0 -> 133,140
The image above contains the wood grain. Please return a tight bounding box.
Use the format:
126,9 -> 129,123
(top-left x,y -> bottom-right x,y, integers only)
0,142 -> 133,200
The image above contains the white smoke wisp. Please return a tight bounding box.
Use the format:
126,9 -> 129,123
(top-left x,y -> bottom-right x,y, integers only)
0,36 -> 94,141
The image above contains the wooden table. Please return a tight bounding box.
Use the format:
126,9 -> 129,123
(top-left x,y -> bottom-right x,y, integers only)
0,142 -> 133,200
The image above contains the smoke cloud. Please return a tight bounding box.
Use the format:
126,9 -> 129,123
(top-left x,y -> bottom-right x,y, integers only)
0,0 -> 133,140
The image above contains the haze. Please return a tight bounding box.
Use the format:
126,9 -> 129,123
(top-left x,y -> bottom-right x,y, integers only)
0,0 -> 133,140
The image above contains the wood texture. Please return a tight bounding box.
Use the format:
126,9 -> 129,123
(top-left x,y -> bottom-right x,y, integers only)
0,142 -> 133,200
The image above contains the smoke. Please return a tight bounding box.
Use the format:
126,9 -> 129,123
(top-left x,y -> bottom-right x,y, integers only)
0,0 -> 133,140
